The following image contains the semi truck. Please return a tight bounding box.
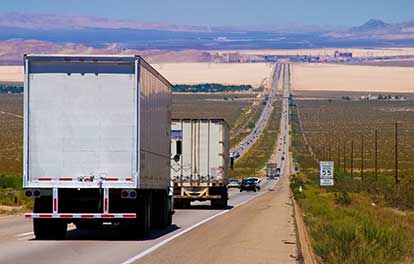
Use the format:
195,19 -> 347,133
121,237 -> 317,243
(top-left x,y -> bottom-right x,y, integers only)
266,163 -> 280,179
170,119 -> 229,209
23,54 -> 174,239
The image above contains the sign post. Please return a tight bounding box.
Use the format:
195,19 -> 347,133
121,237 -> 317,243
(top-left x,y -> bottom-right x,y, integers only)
320,161 -> 334,186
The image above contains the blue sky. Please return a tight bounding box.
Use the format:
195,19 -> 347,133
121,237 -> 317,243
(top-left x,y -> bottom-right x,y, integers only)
2,0 -> 413,26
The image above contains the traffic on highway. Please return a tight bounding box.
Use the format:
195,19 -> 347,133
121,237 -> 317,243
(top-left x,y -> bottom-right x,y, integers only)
230,62 -> 282,160
0,60 -> 295,264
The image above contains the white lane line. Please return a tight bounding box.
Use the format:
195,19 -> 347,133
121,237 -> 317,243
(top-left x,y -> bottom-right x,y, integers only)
121,178 -> 281,264
15,231 -> 33,237
15,224 -> 76,238
120,210 -> 229,264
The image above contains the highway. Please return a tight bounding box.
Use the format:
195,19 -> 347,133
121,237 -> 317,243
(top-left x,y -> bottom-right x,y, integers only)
231,62 -> 282,159
0,62 -> 296,264
0,178 -> 281,264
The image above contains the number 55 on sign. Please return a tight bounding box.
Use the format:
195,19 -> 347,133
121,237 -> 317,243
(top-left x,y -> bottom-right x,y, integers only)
320,161 -> 334,186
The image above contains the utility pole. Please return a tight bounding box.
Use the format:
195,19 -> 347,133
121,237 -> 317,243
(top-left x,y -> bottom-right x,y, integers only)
337,142 -> 341,171
361,135 -> 364,181
351,140 -> 354,178
375,129 -> 378,181
328,142 -> 331,161
343,140 -> 346,174
395,122 -> 399,184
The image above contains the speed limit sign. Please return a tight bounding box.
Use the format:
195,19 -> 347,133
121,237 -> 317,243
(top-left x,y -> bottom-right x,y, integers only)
320,161 -> 334,186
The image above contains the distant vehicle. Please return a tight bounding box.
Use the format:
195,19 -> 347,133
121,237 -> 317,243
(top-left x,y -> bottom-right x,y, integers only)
282,156 -> 285,161
266,163 -> 278,179
250,177 -> 261,189
240,178 -> 260,192
227,178 -> 241,189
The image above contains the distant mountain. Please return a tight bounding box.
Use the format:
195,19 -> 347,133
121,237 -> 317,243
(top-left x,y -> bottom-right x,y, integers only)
351,19 -> 390,32
325,19 -> 414,41
0,12 -> 209,32
0,14 -> 414,62
0,12 -> 336,34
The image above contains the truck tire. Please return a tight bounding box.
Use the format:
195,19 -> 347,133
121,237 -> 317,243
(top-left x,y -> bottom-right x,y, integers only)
137,192 -> 151,236
151,190 -> 169,229
173,198 -> 182,209
34,219 -> 67,240
210,187 -> 228,209
121,191 -> 151,239
33,197 -> 67,240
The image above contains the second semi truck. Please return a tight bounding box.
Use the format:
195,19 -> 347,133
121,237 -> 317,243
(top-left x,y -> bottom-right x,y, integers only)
170,119 -> 229,209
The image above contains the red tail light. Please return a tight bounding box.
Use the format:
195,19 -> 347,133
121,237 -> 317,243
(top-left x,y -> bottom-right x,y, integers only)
25,190 -> 33,198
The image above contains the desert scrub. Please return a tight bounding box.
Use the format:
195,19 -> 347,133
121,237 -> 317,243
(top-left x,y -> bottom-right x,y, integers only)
289,100 -> 413,264
0,175 -> 33,212
231,102 -> 265,148
300,185 -> 406,264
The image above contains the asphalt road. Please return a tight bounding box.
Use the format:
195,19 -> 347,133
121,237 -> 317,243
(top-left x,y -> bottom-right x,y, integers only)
137,62 -> 296,264
0,177 -> 280,264
0,62 -> 294,264
231,62 -> 282,159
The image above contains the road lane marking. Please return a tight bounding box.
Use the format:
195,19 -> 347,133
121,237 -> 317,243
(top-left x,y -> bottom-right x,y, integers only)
121,178 -> 280,264
16,231 -> 33,237
15,224 -> 76,238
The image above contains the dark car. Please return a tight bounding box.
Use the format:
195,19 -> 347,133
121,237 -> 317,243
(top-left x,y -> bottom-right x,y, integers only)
240,178 -> 260,192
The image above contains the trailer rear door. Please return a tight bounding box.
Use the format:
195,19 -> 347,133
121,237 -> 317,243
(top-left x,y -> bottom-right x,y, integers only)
24,56 -> 138,188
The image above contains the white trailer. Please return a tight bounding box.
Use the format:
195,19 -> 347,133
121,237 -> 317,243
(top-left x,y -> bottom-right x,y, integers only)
23,54 -> 174,239
170,119 -> 229,208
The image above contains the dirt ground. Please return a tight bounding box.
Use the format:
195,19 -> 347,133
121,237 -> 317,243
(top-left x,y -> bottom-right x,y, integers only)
0,66 -> 23,83
291,63 -> 414,93
0,63 -> 274,88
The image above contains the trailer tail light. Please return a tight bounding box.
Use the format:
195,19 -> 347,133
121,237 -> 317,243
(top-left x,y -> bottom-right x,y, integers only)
33,190 -> 41,198
121,190 -> 129,198
129,190 -> 136,198
121,190 -> 137,199
25,190 -> 33,198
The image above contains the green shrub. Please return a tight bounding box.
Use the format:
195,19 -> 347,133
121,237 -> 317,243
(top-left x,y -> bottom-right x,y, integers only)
0,175 -> 22,189
334,192 -> 352,206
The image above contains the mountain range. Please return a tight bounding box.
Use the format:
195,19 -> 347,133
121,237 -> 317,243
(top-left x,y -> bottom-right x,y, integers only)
0,13 -> 414,64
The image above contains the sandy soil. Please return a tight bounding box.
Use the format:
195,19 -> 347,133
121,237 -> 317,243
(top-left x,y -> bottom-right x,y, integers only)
152,63 -> 274,88
212,48 -> 414,58
0,63 -> 274,88
291,63 -> 414,92
0,66 -> 23,83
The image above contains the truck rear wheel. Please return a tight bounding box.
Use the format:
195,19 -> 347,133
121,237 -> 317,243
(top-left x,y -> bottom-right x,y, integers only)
33,197 -> 67,240
120,192 -> 151,239
151,190 -> 170,229
174,198 -> 190,209
210,187 -> 228,209
34,219 -> 67,240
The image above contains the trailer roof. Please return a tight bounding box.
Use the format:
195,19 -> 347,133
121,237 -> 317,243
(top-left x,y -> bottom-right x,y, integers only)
172,118 -> 230,128
25,54 -> 172,88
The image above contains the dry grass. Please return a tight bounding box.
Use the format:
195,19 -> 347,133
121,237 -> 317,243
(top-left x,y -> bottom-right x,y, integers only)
291,63 -> 414,93
152,63 -> 274,88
